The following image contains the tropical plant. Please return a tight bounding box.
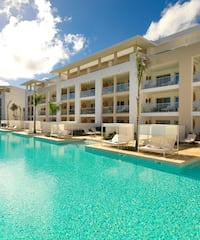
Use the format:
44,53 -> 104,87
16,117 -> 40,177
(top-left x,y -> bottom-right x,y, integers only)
10,103 -> 18,120
18,105 -> 22,120
7,100 -> 12,126
48,101 -> 60,121
33,92 -> 43,133
134,44 -> 148,151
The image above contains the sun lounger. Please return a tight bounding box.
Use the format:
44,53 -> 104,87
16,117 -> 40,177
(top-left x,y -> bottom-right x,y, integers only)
138,135 -> 177,157
84,128 -> 96,136
182,133 -> 196,143
103,134 -> 128,148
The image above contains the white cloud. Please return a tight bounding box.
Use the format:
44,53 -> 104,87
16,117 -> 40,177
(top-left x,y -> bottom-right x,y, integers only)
0,79 -> 10,86
0,0 -> 87,81
144,0 -> 200,41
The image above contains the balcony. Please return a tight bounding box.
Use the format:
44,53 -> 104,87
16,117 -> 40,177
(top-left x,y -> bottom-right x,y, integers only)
116,105 -> 129,113
61,109 -> 67,115
116,83 -> 129,92
69,109 -> 75,115
102,106 -> 113,114
50,96 -> 56,102
61,94 -> 68,100
193,101 -> 200,111
80,89 -> 95,98
142,102 -> 179,113
81,107 -> 95,114
39,98 -> 46,104
142,76 -> 179,89
193,72 -> 200,82
69,92 -> 75,99
102,85 -> 114,95
39,111 -> 46,116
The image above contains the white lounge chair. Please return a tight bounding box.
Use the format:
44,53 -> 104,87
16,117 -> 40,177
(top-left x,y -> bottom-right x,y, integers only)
182,133 -> 196,143
138,135 -> 177,157
84,128 -> 96,136
103,134 -> 128,148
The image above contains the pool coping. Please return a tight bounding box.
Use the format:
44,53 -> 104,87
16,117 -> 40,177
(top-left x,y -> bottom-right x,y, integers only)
85,142 -> 200,168
2,129 -> 200,167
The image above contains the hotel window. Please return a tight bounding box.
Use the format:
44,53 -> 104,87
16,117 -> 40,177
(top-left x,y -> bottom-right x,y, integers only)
156,97 -> 170,111
156,74 -> 170,86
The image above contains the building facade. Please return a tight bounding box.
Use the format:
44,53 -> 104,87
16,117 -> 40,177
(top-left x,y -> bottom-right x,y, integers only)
0,86 -> 25,124
23,25 -> 200,135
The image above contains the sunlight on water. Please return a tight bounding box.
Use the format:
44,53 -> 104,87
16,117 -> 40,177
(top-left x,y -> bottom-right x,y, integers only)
0,132 -> 199,239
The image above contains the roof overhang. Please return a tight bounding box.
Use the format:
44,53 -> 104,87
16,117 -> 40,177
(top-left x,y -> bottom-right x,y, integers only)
51,36 -> 156,75
21,79 -> 44,87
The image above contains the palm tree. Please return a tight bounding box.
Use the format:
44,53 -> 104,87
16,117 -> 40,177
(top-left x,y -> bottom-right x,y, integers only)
10,103 -> 18,120
7,100 -> 12,126
33,92 -> 42,133
18,105 -> 22,120
48,101 -> 60,121
134,44 -> 148,150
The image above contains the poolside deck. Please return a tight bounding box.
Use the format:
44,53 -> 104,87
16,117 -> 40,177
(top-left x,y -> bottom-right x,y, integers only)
2,128 -> 200,167
74,135 -> 200,167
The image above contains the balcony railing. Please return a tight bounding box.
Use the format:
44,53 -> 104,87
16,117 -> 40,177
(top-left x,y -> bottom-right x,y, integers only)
81,107 -> 95,114
102,106 -> 113,114
116,82 -> 129,92
61,93 -> 75,100
193,101 -> 200,111
116,105 -> 129,113
61,94 -> 68,100
193,72 -> 200,82
142,76 -> 179,89
69,109 -> 75,115
102,85 -> 114,95
142,102 -> 179,113
80,89 -> 95,98
69,93 -> 75,99
39,111 -> 46,116
50,96 -> 56,102
61,110 -> 67,115
40,98 -> 46,104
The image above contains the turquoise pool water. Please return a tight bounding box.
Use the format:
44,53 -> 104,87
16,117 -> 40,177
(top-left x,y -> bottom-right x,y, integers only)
0,131 -> 199,239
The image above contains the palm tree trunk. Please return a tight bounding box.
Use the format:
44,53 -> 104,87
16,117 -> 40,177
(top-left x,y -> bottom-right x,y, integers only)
135,86 -> 140,150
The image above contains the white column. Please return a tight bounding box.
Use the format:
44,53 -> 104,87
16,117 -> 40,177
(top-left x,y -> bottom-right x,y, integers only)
56,82 -> 61,122
75,83 -> 80,123
129,53 -> 137,124
95,77 -> 102,124
178,56 -> 193,133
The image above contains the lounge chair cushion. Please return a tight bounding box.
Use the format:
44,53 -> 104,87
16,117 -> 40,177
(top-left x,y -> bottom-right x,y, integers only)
148,136 -> 161,148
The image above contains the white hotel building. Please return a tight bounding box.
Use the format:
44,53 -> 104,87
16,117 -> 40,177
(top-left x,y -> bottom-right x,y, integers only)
23,25 -> 200,135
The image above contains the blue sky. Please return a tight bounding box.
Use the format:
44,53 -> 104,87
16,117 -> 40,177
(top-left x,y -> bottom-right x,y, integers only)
0,0 -> 200,87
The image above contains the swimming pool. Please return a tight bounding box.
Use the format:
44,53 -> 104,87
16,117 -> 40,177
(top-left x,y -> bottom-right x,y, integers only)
0,131 -> 199,239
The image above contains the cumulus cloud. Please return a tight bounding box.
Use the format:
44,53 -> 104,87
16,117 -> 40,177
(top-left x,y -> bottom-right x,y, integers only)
0,0 -> 87,82
0,79 -> 10,86
144,0 -> 200,41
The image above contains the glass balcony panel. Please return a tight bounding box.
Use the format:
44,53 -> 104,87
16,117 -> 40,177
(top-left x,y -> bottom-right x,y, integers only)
193,72 -> 200,82
80,89 -> 95,98
116,83 -> 129,92
69,93 -> 75,99
40,98 -> 46,104
81,107 -> 95,114
193,101 -> 200,111
69,109 -> 75,115
61,94 -> 68,100
39,111 -> 46,115
142,102 -> 179,113
102,106 -> 113,113
61,110 -> 67,115
50,96 -> 56,102
116,105 -> 129,113
102,85 -> 114,95
142,76 -> 179,89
